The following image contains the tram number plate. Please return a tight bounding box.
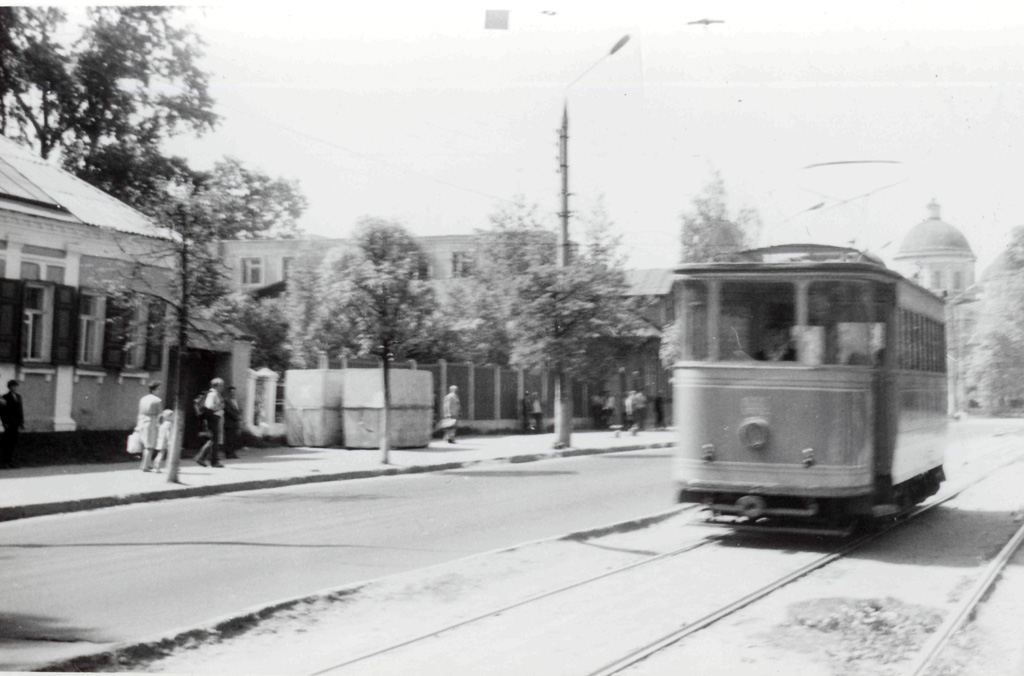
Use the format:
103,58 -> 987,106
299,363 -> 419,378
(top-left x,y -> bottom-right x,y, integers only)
741,396 -> 769,418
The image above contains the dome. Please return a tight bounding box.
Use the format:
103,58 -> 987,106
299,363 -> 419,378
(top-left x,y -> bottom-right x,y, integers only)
896,200 -> 974,256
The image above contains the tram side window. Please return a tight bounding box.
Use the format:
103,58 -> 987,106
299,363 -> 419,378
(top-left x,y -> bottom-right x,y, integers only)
807,281 -> 885,366
680,281 -> 708,361
897,310 -> 946,373
719,281 -> 796,362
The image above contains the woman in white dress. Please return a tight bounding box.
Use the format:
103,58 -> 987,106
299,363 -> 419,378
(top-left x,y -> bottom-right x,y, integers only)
137,382 -> 162,471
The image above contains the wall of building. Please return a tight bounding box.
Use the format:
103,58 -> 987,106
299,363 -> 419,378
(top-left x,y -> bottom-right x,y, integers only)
71,374 -> 153,431
0,207 -> 244,433
218,234 -> 480,295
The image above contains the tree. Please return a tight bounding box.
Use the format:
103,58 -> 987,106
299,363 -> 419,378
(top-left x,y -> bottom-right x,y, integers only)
507,204 -> 638,448
319,218 -> 437,463
963,226 -> 1024,411
211,293 -> 291,374
680,171 -> 761,263
200,157 -> 307,240
440,196 -> 555,365
63,140 -> 200,215
0,7 -> 216,163
107,185 -> 227,483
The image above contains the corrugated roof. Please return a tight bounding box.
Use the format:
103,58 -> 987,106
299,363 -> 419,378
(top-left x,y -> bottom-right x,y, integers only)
0,156 -> 64,208
624,268 -> 674,296
0,136 -> 170,239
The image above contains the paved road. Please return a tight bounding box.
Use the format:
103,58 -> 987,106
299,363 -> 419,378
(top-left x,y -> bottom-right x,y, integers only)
0,447 -> 675,669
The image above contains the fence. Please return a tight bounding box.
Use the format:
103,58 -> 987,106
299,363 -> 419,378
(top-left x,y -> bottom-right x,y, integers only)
314,341 -> 673,432
320,356 -> 597,432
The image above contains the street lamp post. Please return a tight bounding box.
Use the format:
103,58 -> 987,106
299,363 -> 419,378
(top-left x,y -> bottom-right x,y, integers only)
552,34 -> 630,448
557,34 -> 630,268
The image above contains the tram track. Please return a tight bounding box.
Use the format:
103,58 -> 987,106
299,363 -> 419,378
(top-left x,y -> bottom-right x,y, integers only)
589,445 -> 1024,676
306,443 -> 1024,676
309,505 -> 717,675
904,510 -> 1024,676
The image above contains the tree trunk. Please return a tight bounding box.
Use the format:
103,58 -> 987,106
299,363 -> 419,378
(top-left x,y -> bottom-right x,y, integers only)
380,356 -> 391,464
166,236 -> 189,483
554,369 -> 572,448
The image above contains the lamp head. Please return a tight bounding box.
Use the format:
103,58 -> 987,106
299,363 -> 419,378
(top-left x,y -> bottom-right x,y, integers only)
610,35 -> 630,55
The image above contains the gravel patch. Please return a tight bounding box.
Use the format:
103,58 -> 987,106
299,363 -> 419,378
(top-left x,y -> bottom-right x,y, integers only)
776,597 -> 944,673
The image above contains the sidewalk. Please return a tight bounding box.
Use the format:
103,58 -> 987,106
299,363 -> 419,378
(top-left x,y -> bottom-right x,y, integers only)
0,429 -> 677,522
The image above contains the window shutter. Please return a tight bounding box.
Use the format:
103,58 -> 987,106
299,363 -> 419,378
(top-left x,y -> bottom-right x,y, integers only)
145,301 -> 165,371
102,297 -> 127,370
51,285 -> 78,365
0,279 -> 22,363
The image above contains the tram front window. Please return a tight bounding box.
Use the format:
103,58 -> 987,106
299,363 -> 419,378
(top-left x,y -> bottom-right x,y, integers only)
806,281 -> 886,366
719,281 -> 797,362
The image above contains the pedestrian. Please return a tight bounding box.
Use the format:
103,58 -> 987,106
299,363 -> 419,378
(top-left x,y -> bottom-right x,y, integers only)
521,391 -> 532,433
223,386 -> 242,459
530,391 -> 543,433
442,385 -> 460,444
194,378 -> 226,468
632,390 -> 648,432
623,390 -> 635,431
136,382 -> 162,471
151,409 -> 174,473
654,394 -> 665,429
0,380 -> 24,469
590,393 -> 603,429
602,392 -> 615,430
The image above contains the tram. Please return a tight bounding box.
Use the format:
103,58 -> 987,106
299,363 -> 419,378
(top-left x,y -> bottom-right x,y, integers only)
672,244 -> 947,532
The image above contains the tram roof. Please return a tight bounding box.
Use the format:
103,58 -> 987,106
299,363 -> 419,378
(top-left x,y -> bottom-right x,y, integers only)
675,243 -> 899,277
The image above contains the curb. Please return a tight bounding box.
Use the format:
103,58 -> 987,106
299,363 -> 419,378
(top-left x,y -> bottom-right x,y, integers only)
0,442 -> 675,523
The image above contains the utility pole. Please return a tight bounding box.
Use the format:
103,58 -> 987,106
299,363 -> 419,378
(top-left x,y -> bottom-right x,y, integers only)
553,103 -> 572,447
551,35 -> 630,448
558,104 -> 570,268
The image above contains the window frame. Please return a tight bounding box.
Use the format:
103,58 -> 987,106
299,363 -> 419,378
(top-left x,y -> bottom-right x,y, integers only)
241,256 -> 264,286
123,302 -> 149,370
77,291 -> 106,366
21,256 -> 66,285
21,282 -> 53,363
451,251 -> 473,278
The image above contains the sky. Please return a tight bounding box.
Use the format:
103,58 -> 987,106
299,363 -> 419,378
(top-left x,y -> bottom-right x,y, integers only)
151,2 -> 1024,274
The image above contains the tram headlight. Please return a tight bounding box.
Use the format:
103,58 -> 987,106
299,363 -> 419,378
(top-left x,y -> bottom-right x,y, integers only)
738,417 -> 770,451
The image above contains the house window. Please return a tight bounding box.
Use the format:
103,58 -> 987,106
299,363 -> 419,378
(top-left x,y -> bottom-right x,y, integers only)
46,265 -> 65,284
21,259 -> 64,283
21,261 -> 41,281
930,270 -> 942,291
451,252 -> 473,278
78,293 -> 105,365
124,304 -> 148,370
953,270 -> 963,291
241,257 -> 263,285
22,283 -> 52,362
416,255 -> 431,280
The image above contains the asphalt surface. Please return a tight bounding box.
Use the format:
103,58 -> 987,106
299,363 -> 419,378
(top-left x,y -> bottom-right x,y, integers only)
0,434 -> 676,671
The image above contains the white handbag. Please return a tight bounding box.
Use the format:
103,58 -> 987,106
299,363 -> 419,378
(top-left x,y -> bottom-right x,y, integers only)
126,432 -> 143,455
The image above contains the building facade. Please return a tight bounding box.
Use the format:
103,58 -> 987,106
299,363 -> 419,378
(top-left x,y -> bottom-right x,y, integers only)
218,233 -> 480,297
0,137 -> 250,434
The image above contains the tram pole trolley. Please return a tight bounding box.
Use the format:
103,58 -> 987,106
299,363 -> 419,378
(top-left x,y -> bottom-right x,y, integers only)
671,244 -> 948,534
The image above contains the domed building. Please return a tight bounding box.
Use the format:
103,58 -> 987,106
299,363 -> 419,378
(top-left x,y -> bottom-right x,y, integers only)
892,200 -> 976,296
892,200 -> 978,415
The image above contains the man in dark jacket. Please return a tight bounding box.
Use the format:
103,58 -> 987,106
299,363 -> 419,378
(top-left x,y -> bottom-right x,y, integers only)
0,380 -> 25,468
